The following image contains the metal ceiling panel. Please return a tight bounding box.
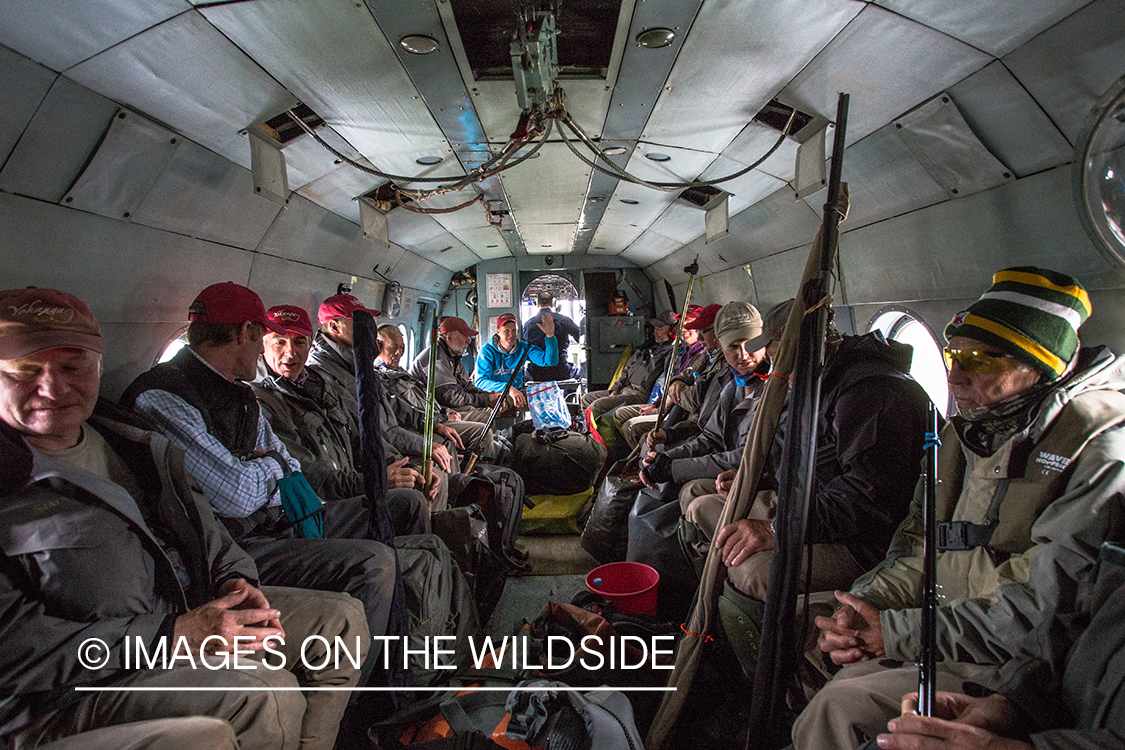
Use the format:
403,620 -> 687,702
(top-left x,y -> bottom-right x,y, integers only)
622,231 -> 681,267
0,190 -> 253,325
1003,0 -> 1125,144
875,0 -> 1093,57
0,0 -> 190,72
454,227 -> 511,259
804,122 -> 947,230
894,94 -> 1012,198
698,156 -> 787,216
63,110 -> 180,221
647,201 -> 707,245
649,244 -> 704,285
282,126 -> 370,192
521,224 -> 579,254
643,0 -> 861,152
0,46 -> 56,168
719,122 -> 800,183
597,181 -> 678,237
201,0 -> 453,180
946,61 -> 1071,178
296,164 -> 384,225
590,221 -> 646,254
748,244 -> 814,303
410,236 -> 480,272
694,264 -> 757,308
501,143 -> 589,229
65,12 -> 297,169
625,141 -> 719,183
781,5 -> 991,146
257,195 -> 405,279
131,140 -> 283,251
248,251 -> 377,323
839,165 -> 1125,306
388,248 -> 454,293
716,185 -> 821,264
387,210 -> 452,248
0,76 -> 117,202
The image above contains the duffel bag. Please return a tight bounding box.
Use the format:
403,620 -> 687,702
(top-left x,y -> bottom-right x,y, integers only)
509,431 -> 607,496
627,488 -> 701,621
580,460 -> 642,564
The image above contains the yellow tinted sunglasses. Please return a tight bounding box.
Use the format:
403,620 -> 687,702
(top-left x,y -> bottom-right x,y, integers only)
942,347 -> 1019,375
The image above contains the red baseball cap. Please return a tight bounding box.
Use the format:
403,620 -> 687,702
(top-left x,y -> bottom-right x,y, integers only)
439,317 -> 478,337
497,313 -> 518,327
189,282 -> 284,335
317,294 -> 382,325
267,305 -> 314,338
0,287 -> 106,359
685,303 -> 721,331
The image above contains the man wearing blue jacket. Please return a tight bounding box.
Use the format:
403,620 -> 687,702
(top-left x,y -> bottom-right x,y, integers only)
474,312 -> 556,409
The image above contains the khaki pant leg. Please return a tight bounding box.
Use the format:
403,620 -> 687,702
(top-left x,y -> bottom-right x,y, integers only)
678,480 -> 719,517
622,414 -> 659,448
791,661 -> 999,750
264,587 -> 369,750
13,658 -> 307,750
579,389 -> 614,410
446,420 -> 494,459
612,403 -> 646,432
454,407 -> 494,423
589,393 -> 639,422
30,718 -> 237,750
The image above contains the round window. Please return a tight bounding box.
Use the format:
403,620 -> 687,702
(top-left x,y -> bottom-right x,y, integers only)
868,309 -> 951,417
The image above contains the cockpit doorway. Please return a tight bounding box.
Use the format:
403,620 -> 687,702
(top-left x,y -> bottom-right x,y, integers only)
519,273 -> 584,381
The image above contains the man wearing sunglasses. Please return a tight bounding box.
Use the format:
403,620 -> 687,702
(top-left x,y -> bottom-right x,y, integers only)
794,267 -> 1125,750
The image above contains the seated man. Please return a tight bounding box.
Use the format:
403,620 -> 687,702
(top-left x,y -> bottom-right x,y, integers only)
375,324 -> 494,468
793,267 -> 1125,750
474,312 -> 558,407
639,301 -> 773,490
250,304 -> 434,519
524,292 -> 581,382
612,304 -> 706,447
0,286 -> 367,750
410,317 -> 515,423
681,303 -> 928,601
120,283 -> 402,679
304,292 -> 382,416
579,311 -> 675,422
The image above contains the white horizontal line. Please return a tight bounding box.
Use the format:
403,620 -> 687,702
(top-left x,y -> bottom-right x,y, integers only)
76,686 -> 676,693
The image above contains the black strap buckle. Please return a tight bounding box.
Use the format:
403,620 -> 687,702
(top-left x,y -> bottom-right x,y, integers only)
937,520 -> 995,551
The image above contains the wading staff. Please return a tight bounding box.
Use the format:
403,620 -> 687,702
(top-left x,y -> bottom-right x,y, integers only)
747,91 -> 850,749
624,256 -> 699,463
462,343 -> 531,474
918,402 -> 941,717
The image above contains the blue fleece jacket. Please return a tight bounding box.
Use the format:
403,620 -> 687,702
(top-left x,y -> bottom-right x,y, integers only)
473,335 -> 558,391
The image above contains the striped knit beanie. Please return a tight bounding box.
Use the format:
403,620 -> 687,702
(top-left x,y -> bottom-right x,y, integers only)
945,267 -> 1091,380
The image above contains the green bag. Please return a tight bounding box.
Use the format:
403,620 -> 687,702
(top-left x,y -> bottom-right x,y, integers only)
264,451 -> 324,539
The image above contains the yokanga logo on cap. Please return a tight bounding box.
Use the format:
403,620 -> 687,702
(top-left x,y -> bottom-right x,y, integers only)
272,310 -> 301,322
7,300 -> 77,324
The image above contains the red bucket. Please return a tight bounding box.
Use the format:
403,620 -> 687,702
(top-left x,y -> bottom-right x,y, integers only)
586,562 -> 659,615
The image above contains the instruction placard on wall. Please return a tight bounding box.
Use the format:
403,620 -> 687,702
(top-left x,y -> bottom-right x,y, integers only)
486,272 -> 512,308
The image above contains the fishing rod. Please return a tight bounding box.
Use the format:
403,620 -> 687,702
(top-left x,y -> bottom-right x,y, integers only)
462,343 -> 531,474
421,293 -> 451,480
624,256 -> 699,464
747,91 -> 850,748
918,402 -> 941,717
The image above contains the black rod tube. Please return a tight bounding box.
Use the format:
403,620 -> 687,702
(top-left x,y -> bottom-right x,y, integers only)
918,402 -> 940,717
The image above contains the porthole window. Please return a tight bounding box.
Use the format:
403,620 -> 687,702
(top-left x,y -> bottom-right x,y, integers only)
155,325 -> 189,365
398,323 -> 412,363
868,308 -> 951,417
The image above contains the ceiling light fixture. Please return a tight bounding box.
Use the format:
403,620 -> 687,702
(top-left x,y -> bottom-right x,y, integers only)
620,198 -> 639,205
416,155 -> 444,165
400,35 -> 439,55
602,146 -> 627,155
636,28 -> 676,49
645,152 -> 671,162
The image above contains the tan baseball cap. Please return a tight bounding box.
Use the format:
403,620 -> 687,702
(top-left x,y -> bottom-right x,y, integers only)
0,287 -> 105,359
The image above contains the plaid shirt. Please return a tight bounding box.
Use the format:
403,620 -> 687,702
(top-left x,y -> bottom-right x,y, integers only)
134,383 -> 299,519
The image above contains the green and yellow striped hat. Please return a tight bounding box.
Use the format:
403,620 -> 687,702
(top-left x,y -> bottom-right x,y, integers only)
945,267 -> 1091,380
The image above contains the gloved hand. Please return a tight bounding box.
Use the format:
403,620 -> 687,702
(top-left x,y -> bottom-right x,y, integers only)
641,451 -> 673,485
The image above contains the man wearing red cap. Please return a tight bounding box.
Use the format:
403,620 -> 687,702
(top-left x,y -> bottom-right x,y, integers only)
473,311 -> 557,405
0,287 -> 368,750
306,293 -> 383,417
249,305 -> 430,526
409,317 -> 511,423
121,283 -> 399,690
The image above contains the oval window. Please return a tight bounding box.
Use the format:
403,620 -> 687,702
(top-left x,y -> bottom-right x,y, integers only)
868,308 -> 951,417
